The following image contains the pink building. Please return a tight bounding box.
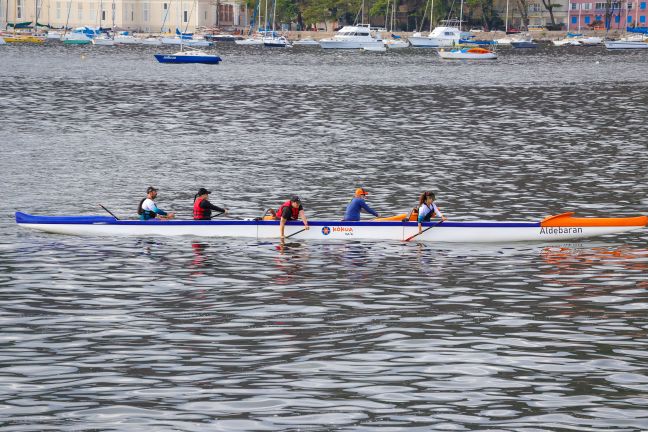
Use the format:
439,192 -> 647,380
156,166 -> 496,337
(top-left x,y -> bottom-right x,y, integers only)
566,0 -> 648,31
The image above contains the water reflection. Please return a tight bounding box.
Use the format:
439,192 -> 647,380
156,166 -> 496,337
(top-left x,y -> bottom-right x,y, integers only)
1,44 -> 647,430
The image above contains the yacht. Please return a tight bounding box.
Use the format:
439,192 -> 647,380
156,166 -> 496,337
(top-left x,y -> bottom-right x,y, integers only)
408,26 -> 462,47
319,24 -> 384,49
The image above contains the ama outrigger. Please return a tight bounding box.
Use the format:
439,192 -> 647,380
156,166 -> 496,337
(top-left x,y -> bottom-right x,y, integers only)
14,211 -> 648,243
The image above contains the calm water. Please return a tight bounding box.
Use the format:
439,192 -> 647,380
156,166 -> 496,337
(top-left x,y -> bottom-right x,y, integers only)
1,42 -> 648,431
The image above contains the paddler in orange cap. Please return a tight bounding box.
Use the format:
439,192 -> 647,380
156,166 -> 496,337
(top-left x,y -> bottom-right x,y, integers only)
343,187 -> 379,221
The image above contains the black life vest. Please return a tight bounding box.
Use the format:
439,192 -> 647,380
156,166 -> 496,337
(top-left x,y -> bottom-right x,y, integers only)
137,198 -> 157,220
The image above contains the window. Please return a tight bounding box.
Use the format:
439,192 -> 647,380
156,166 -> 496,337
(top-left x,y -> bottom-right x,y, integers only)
583,3 -> 592,10
102,10 -> 106,21
16,0 -> 22,19
641,15 -> 646,22
183,10 -> 188,22
571,2 -> 578,9
595,2 -> 605,9
615,15 -> 620,22
78,2 -> 83,19
596,15 -> 601,20
584,15 -> 591,23
571,16 -> 578,23
627,2 -> 633,8
143,3 -> 149,22
641,1 -> 647,8
56,1 -> 61,19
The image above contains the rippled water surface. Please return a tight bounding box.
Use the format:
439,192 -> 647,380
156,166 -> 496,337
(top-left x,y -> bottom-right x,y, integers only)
1,43 -> 648,431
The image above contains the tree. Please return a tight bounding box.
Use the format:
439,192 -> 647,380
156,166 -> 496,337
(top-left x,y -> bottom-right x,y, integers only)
539,0 -> 561,26
515,0 -> 529,30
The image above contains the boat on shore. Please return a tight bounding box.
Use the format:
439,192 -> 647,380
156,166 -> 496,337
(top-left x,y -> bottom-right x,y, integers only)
15,211 -> 647,243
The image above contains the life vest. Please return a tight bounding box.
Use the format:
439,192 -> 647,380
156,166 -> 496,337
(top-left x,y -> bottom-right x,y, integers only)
276,200 -> 299,220
138,198 -> 157,220
193,197 -> 209,220
419,203 -> 435,222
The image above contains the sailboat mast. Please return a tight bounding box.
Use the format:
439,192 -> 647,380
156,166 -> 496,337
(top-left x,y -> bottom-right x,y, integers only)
566,0 -> 570,32
430,0 -> 433,32
263,0 -> 267,34
505,0 -> 509,32
271,0 -> 275,34
459,0 -> 463,31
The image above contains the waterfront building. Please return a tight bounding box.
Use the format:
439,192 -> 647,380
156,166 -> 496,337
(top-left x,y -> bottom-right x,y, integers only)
565,0 -> 647,31
1,0 -> 247,33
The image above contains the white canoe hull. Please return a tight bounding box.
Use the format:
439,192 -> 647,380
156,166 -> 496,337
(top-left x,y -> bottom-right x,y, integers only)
15,212 -> 647,243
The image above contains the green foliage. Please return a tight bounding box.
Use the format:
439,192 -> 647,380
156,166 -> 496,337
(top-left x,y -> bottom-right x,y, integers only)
276,0 -> 300,22
369,0 -> 389,18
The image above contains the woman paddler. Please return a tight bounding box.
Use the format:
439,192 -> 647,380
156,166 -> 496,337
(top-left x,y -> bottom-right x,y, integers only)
272,195 -> 309,239
193,188 -> 228,220
138,186 -> 175,221
417,191 -> 447,233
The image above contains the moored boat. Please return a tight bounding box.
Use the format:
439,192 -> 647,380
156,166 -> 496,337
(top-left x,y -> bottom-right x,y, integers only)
154,50 -> 222,64
319,24 -> 384,50
15,211 -> 647,243
438,46 -> 497,59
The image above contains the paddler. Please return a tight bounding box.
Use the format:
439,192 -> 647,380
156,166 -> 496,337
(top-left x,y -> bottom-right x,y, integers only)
275,195 -> 309,239
193,187 -> 228,220
343,187 -> 379,221
418,191 -> 447,232
138,186 -> 175,221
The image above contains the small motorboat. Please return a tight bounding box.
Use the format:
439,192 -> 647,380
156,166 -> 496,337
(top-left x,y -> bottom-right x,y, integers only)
15,211 -> 648,243
363,44 -> 387,52
154,49 -> 222,64
605,39 -> 648,49
438,46 -> 497,60
384,38 -> 409,48
511,40 -> 537,48
292,38 -> 320,46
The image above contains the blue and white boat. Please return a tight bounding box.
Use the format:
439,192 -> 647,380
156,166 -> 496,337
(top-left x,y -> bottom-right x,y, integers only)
14,211 -> 648,243
154,49 -> 222,64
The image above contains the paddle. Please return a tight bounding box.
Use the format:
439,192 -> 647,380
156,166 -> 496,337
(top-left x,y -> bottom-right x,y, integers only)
99,204 -> 120,220
284,228 -> 307,240
404,220 -> 444,242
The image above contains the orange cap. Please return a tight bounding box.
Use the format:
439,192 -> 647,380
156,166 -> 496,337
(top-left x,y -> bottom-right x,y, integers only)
355,188 -> 369,196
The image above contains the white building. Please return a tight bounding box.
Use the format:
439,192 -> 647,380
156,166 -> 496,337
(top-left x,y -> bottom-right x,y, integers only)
2,0 -> 246,33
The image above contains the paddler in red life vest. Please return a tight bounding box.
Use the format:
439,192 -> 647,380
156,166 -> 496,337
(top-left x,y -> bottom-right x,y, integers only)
276,195 -> 309,239
193,188 -> 228,220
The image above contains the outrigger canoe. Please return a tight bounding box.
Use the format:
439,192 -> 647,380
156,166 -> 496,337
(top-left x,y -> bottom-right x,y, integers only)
15,212 -> 648,242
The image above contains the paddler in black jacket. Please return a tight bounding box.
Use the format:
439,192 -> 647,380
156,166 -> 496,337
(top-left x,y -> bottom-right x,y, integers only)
193,188 -> 228,220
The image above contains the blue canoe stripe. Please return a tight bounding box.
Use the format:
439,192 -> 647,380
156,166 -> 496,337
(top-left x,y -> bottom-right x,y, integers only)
15,212 -> 541,228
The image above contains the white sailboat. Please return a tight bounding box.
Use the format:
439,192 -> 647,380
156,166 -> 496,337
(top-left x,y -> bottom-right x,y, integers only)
383,0 -> 409,48
262,0 -> 291,47
92,0 -> 115,45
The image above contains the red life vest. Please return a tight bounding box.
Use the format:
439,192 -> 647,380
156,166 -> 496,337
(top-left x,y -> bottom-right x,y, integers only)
193,197 -> 209,220
276,200 -> 299,220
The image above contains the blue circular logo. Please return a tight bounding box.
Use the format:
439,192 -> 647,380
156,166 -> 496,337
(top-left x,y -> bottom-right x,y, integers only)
321,226 -> 331,235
